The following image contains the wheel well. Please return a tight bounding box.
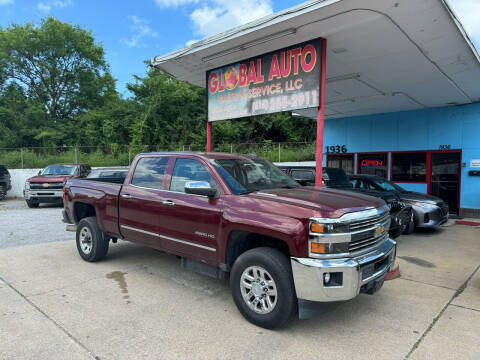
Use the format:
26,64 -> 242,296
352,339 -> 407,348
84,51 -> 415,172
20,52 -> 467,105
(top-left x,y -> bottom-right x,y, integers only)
74,202 -> 96,223
225,231 -> 290,270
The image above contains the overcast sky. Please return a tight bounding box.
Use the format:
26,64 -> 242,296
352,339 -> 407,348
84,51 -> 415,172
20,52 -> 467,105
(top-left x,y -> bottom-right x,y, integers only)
0,0 -> 478,95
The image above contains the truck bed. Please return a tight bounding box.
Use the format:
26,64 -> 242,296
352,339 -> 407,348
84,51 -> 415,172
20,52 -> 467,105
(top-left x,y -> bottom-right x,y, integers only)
64,178 -> 123,237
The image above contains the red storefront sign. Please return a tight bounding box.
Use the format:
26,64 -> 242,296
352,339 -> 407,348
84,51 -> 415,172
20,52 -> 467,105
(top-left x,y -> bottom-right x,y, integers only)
206,38 -> 322,121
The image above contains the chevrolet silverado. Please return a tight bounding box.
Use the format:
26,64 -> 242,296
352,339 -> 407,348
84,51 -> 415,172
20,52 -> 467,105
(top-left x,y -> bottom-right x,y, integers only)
63,152 -> 396,328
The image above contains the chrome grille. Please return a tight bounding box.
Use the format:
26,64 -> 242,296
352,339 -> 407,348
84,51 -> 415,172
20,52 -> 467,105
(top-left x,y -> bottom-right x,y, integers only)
349,211 -> 390,232
349,233 -> 388,252
349,212 -> 390,253
30,182 -> 63,190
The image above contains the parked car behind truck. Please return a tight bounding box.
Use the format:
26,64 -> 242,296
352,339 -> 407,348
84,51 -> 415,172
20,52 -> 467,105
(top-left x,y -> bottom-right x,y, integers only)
348,175 -> 449,230
63,152 -> 396,328
279,165 -> 412,238
24,163 -> 91,208
0,165 -> 12,200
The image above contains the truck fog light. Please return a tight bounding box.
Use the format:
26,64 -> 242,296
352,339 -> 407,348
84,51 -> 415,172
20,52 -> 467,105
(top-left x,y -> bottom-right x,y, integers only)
324,272 -> 331,285
311,243 -> 327,254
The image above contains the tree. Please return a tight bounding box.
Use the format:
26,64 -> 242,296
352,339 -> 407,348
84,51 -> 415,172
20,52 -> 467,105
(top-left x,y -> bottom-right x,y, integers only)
0,17 -> 115,122
127,70 -> 207,149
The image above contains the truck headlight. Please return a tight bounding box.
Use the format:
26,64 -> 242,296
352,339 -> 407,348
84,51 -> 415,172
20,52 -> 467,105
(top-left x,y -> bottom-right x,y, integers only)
310,222 -> 349,234
309,220 -> 349,255
24,181 -> 30,190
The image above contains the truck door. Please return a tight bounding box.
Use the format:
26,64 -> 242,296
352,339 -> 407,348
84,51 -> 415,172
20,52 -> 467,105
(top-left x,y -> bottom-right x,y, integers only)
118,156 -> 171,247
157,157 -> 223,262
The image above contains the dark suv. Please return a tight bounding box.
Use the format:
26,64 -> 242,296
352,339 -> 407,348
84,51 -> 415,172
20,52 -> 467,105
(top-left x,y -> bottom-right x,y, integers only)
0,165 -> 12,200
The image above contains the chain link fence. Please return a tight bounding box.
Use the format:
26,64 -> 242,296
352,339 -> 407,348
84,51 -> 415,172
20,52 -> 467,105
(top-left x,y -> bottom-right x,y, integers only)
0,142 -> 316,169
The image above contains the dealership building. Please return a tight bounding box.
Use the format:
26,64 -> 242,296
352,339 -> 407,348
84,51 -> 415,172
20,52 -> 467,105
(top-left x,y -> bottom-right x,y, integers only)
151,0 -> 480,217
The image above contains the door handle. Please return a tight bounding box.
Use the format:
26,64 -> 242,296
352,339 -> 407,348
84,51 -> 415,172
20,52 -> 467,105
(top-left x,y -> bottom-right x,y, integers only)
162,200 -> 175,206
121,194 -> 132,199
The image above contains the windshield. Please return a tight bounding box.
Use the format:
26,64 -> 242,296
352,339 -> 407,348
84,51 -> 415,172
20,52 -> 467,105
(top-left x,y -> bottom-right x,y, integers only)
323,168 -> 352,188
213,157 -> 299,195
373,178 -> 405,192
41,165 -> 78,176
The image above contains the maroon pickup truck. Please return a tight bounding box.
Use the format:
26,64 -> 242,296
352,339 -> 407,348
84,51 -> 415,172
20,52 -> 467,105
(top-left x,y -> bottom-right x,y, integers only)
63,152 -> 396,328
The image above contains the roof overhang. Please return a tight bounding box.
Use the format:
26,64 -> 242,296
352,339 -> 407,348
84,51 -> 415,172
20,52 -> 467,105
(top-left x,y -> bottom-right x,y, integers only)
151,0 -> 480,120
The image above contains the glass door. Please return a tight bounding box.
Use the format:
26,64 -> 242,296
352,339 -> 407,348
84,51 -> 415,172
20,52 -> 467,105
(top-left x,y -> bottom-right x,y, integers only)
430,152 -> 461,214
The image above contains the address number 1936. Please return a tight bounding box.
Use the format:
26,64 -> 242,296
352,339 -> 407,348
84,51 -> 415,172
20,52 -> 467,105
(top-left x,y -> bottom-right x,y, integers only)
326,145 -> 348,153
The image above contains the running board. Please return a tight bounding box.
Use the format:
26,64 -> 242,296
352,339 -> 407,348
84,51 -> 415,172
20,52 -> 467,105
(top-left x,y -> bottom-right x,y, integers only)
180,257 -> 227,280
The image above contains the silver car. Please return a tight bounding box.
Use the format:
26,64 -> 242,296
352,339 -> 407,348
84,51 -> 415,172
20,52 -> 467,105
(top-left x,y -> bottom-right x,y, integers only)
348,175 -> 449,231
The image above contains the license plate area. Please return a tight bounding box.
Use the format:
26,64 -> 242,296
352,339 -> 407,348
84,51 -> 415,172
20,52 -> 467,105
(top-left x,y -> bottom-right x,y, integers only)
361,255 -> 390,281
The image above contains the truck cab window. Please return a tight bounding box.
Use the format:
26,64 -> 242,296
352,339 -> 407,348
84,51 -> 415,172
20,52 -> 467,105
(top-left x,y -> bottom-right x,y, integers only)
131,157 -> 169,190
170,158 -> 214,193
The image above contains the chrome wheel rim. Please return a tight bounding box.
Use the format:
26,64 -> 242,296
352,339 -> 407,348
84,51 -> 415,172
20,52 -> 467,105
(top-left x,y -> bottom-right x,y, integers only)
79,226 -> 93,254
240,266 -> 277,314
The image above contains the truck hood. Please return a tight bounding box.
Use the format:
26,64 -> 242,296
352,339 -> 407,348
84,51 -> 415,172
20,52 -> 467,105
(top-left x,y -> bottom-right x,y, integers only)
247,186 -> 386,218
399,191 -> 442,204
28,175 -> 73,183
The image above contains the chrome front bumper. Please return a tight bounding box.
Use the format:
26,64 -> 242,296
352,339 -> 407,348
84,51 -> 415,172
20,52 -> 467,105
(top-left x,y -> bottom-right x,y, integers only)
24,189 -> 63,200
291,238 -> 396,302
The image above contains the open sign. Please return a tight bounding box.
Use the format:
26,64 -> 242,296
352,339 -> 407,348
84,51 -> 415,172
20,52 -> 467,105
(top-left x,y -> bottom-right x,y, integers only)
361,159 -> 384,167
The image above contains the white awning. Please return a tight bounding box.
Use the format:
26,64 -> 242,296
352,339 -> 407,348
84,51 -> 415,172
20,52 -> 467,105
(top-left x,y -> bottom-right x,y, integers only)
151,0 -> 480,119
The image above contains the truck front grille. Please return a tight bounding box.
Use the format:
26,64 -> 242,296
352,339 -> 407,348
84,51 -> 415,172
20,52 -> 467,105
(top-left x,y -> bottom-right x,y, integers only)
349,211 -> 390,253
349,211 -> 389,232
309,207 -> 391,258
30,182 -> 63,190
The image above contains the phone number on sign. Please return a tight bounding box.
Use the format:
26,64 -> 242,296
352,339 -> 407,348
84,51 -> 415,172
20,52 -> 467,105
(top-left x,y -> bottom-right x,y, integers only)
251,90 -> 318,113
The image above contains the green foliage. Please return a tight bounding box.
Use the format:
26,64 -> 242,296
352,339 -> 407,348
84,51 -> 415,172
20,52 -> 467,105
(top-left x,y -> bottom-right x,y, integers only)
0,17 -> 114,120
0,18 -> 317,168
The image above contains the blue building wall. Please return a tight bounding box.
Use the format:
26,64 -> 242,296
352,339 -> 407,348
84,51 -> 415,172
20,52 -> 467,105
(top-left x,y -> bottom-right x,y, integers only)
324,103 -> 480,210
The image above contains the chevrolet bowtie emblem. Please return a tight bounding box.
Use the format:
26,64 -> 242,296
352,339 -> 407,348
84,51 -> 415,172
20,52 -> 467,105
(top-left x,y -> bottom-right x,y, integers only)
42,183 -> 49,188
375,225 -> 384,237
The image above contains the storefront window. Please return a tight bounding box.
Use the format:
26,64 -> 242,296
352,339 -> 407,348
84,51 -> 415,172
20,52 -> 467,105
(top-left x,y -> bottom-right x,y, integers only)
327,154 -> 354,174
358,153 -> 388,178
391,152 -> 426,182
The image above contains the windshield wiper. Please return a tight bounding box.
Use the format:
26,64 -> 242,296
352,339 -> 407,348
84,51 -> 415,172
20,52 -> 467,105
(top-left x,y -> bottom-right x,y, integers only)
278,185 -> 298,189
238,188 -> 261,195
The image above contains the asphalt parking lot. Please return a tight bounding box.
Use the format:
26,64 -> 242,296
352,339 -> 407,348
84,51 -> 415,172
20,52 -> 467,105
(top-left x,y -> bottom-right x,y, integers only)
0,199 -> 479,360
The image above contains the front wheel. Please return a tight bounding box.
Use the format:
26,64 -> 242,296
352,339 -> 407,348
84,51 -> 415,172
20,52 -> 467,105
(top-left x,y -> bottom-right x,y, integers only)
26,199 -> 39,208
76,217 -> 109,262
230,247 -> 297,329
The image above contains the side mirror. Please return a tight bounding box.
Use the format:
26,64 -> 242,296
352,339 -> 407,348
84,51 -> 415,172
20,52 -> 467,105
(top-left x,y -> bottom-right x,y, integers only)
38,170 -> 41,175
185,181 -> 218,198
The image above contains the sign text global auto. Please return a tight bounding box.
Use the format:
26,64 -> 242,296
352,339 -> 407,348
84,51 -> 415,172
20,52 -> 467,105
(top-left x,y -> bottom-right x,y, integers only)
206,38 -> 322,121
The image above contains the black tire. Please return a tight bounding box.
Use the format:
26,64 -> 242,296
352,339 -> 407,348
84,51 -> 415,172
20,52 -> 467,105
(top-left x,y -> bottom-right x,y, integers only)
26,200 -> 39,208
389,227 -> 403,239
0,185 -> 6,200
76,217 -> 109,262
230,247 -> 297,329
403,218 -> 415,235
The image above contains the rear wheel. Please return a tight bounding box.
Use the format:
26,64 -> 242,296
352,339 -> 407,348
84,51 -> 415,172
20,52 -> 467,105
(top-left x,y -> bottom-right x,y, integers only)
230,247 -> 297,329
0,185 -> 6,200
76,217 -> 109,262
26,199 -> 39,208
